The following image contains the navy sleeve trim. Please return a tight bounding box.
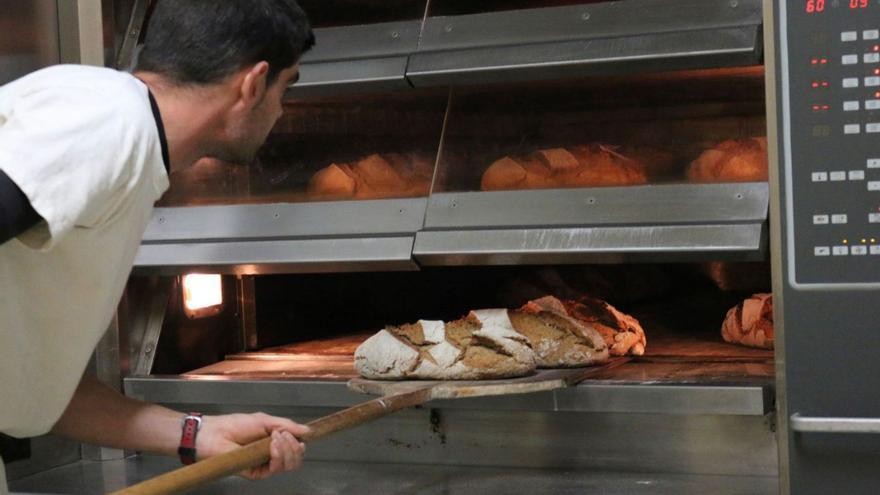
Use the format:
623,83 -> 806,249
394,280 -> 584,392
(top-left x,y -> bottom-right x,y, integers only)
0,168 -> 43,245
147,90 -> 170,173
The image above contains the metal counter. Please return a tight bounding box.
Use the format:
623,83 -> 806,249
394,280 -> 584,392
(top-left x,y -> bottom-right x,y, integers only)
9,457 -> 777,495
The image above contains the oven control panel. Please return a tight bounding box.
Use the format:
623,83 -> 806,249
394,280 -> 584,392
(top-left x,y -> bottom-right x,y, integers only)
784,1 -> 880,286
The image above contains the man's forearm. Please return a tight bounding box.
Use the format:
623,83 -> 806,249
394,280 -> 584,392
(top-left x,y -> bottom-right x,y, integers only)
51,374 -> 181,456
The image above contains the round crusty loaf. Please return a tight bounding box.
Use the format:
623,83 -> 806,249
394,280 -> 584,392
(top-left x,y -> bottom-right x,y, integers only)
481,145 -> 647,191
721,293 -> 774,349
308,153 -> 432,200
354,310 -> 536,380
512,297 -> 609,367
686,137 -> 768,183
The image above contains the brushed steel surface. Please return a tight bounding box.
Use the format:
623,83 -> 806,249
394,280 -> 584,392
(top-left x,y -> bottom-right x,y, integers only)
790,414 -> 880,434
423,184 -> 769,229
409,26 -> 760,86
418,0 -> 761,52
409,0 -> 762,86
133,236 -> 418,274
289,56 -> 411,99
414,224 -> 767,265
123,377 -> 772,416
9,458 -> 777,495
143,199 -> 427,242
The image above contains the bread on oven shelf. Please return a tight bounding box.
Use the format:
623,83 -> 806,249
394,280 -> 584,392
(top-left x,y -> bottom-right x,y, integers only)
480,145 -> 649,191
721,293 -> 774,350
686,137 -> 768,183
308,152 -> 433,200
354,295 -> 645,380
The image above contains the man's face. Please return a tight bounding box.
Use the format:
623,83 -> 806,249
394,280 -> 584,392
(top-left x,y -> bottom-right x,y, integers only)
214,64 -> 300,165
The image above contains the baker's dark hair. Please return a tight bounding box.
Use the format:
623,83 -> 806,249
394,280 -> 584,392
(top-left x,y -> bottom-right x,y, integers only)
135,0 -> 314,85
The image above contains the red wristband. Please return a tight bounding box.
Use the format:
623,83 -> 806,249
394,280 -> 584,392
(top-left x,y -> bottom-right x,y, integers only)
178,413 -> 203,465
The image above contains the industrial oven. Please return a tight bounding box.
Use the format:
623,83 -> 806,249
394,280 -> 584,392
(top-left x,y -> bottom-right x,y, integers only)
4,0 -> 880,493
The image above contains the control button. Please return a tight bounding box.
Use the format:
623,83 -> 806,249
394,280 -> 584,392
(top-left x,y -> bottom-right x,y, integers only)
842,31 -> 858,42
865,29 -> 880,40
815,246 -> 831,257
843,54 -> 859,65
832,214 -> 848,224
833,245 -> 850,256
872,245 -> 880,255
813,214 -> 830,225
844,100 -> 861,111
844,124 -> 861,134
869,181 -> 880,191
868,123 -> 880,133
868,158 -> 880,168
812,172 -> 829,182
865,53 -> 880,64
869,213 -> 880,223
843,77 -> 860,88
852,245 -> 868,255
831,171 -> 847,181
866,77 -> 880,87
849,170 -> 866,180
867,99 -> 880,110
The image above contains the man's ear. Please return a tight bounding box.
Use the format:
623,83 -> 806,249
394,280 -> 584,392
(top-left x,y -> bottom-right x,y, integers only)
239,61 -> 270,108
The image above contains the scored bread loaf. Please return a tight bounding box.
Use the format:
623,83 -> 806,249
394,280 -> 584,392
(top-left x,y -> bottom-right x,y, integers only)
355,297 -> 626,380
530,296 -> 646,357
308,152 -> 433,200
481,145 -> 648,191
354,310 -> 536,380
686,137 -> 768,183
511,298 -> 609,367
721,293 -> 774,349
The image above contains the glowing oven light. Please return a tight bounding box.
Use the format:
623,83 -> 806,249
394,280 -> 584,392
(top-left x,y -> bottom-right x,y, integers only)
183,274 -> 223,312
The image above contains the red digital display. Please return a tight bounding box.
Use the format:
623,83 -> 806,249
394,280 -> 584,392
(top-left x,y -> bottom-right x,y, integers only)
850,0 -> 869,8
806,0 -> 826,13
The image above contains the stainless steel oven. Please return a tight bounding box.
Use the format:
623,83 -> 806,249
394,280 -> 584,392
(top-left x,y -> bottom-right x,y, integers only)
6,0 -> 879,493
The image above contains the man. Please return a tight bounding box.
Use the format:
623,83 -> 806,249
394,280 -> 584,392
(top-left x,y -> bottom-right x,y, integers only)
0,0 -> 316,490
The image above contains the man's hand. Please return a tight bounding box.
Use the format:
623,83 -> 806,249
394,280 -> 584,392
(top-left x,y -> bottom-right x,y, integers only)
196,412 -> 310,480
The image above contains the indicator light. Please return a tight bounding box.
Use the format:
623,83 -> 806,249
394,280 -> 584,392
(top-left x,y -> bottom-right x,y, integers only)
861,239 -> 868,244
843,239 -> 850,244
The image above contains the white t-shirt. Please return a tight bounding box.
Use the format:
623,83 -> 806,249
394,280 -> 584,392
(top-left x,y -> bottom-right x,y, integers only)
0,65 -> 169,490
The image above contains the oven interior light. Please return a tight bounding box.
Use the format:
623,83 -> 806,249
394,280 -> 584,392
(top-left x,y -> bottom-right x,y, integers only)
183,274 -> 223,311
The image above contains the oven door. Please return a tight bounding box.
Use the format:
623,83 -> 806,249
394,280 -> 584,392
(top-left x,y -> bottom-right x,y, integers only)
768,1 -> 880,493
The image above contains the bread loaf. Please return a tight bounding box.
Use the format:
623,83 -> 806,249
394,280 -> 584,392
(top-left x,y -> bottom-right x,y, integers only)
686,137 -> 768,183
549,296 -> 647,356
354,311 -> 536,380
481,145 -> 648,191
511,297 -> 609,367
308,153 -> 433,200
721,293 -> 774,349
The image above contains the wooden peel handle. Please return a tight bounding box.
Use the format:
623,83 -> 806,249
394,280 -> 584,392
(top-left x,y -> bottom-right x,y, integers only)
108,387 -> 432,495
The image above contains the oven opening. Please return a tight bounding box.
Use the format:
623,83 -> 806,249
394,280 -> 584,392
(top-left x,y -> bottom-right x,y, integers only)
140,262 -> 773,387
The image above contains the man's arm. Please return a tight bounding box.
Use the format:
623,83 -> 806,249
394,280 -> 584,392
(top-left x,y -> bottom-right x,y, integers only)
51,375 -> 308,479
0,169 -> 42,244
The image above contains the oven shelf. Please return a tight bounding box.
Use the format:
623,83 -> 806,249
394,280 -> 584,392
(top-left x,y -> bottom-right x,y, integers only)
134,198 -> 426,274
125,330 -> 774,417
415,183 -> 770,265
409,0 -> 762,87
